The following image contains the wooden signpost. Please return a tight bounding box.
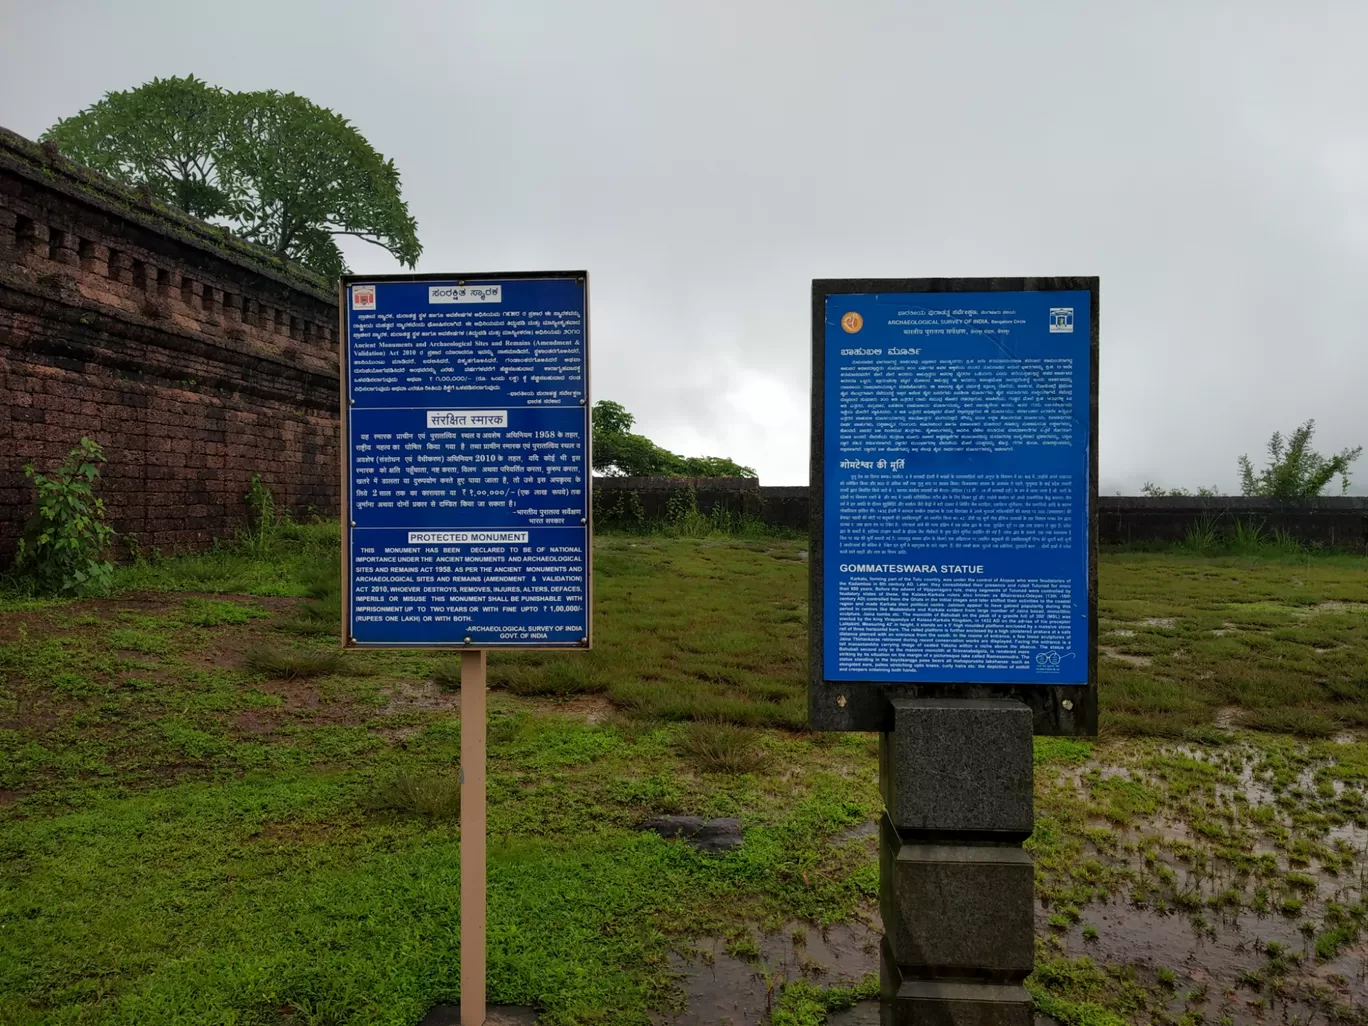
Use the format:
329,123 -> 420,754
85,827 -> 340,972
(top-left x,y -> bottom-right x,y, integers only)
340,272 -> 591,1024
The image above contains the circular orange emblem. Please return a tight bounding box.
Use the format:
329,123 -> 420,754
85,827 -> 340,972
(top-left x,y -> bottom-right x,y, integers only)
840,311 -> 863,334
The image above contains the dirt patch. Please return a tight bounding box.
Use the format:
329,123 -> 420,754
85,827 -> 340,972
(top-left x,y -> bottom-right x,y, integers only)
524,693 -> 618,725
372,722 -> 429,743
382,679 -> 458,715
1213,707 -> 1241,730
833,819 -> 879,844
1099,646 -> 1153,667
252,677 -> 367,726
1141,618 -> 1177,628
421,1006 -> 538,1026
233,710 -> 277,735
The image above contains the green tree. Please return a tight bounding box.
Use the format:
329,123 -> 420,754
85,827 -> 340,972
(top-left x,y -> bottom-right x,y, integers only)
591,400 -> 756,478
1238,420 -> 1362,498
43,77 -> 420,280
223,89 -> 420,280
45,75 -> 235,219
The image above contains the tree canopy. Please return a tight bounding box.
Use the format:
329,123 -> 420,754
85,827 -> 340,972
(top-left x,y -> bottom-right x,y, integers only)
591,401 -> 756,478
44,76 -> 420,281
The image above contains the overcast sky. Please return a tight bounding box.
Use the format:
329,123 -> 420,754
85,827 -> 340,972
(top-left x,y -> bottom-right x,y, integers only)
3,2 -> 1365,491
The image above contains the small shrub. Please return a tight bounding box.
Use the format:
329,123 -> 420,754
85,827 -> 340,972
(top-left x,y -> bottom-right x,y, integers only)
432,658 -> 463,691
243,644 -> 343,680
13,437 -> 115,596
372,770 -> 461,819
677,721 -> 770,774
244,474 -> 278,557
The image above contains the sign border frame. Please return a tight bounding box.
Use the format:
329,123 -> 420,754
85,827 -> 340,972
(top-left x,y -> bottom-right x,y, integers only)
809,276 -> 1098,736
338,269 -> 592,653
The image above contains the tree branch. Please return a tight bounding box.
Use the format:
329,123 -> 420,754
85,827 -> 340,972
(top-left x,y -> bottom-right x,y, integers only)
327,229 -> 395,251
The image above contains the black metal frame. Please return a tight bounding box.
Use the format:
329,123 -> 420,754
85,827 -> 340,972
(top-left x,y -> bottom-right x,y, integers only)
808,277 -> 1099,735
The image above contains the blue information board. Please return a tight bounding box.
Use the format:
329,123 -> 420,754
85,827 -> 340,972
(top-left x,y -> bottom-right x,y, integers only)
822,290 -> 1090,684
341,273 -> 590,648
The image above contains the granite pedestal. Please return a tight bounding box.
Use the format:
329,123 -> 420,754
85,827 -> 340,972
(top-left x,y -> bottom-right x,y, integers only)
880,699 -> 1034,1026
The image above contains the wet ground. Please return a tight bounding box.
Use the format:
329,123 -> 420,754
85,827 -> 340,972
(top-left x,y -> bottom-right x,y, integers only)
421,736 -> 1368,1024
653,917 -> 881,1026
1034,737 -> 1368,1024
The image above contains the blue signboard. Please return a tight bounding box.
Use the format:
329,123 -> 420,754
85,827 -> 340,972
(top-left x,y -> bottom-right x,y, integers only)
822,290 -> 1090,684
341,273 -> 590,648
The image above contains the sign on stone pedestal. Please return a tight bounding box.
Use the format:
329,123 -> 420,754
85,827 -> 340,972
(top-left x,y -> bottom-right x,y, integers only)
808,277 -> 1099,1026
809,277 -> 1099,734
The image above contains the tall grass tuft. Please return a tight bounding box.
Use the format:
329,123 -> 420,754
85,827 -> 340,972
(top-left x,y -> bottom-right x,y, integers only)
1241,708 -> 1341,739
371,770 -> 461,819
1181,516 -> 1220,553
677,721 -> 771,774
243,644 -> 343,680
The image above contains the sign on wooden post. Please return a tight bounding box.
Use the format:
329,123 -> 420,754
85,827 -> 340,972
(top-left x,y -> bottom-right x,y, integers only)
340,271 -> 592,1023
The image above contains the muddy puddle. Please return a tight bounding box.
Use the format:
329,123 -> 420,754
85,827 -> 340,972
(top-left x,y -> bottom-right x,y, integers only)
1038,740 -> 1368,1023
654,918 -> 881,1025
1054,900 -> 1368,1021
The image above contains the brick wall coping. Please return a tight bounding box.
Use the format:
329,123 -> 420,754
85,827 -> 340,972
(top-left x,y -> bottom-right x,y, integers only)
0,126 -> 333,302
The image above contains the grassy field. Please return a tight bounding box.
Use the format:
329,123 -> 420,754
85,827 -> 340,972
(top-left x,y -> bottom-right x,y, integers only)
1,525 -> 1366,1025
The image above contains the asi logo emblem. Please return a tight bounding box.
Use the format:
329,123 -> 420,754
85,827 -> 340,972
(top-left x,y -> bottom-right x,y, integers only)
1048,307 -> 1074,333
352,285 -> 376,311
840,311 -> 863,334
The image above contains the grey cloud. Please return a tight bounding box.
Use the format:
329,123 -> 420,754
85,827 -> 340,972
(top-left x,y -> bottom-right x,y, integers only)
3,0 -> 1364,489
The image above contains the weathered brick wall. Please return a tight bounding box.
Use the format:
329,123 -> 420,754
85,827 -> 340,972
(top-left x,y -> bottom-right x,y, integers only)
0,127 -> 341,558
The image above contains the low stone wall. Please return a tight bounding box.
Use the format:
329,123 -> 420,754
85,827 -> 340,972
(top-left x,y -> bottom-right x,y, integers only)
593,478 -> 1368,550
1099,496 -> 1368,550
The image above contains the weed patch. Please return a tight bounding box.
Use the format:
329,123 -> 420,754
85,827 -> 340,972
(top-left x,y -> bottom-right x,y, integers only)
677,721 -> 772,774
243,645 -> 344,680
372,769 -> 461,819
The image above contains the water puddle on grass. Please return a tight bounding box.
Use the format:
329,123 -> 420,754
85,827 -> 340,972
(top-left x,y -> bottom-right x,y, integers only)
1038,740 -> 1368,1023
1054,902 -> 1368,1022
654,919 -> 880,1025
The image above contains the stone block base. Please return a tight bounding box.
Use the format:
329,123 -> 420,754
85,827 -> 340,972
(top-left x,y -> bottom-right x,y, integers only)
879,815 -> 1034,973
882,940 -> 1033,1026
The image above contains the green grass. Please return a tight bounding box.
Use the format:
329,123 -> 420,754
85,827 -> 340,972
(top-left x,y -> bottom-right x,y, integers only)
2,524 -> 1367,1023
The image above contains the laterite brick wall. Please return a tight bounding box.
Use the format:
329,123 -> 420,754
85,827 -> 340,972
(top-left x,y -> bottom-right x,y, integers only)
0,127 -> 342,558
